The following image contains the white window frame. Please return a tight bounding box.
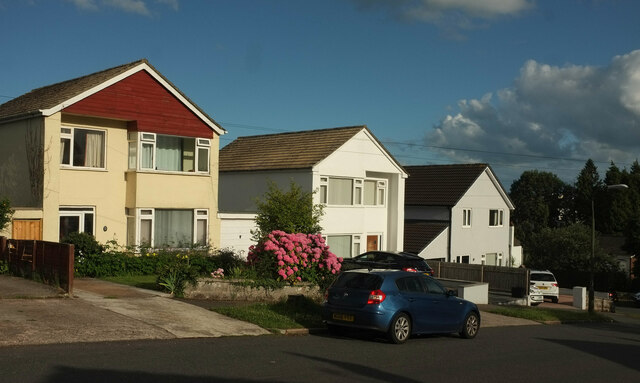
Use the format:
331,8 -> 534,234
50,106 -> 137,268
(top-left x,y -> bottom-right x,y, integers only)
321,176 -> 388,207
354,179 -> 363,205
463,208 -> 472,228
136,208 -> 209,247
59,206 -> 95,240
377,181 -> 386,206
194,209 -> 209,245
319,177 -> 328,204
489,209 -> 504,227
129,132 -> 210,174
60,126 -> 107,169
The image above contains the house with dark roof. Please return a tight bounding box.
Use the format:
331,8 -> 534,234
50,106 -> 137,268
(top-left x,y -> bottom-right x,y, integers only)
403,164 -> 521,266
218,126 -> 408,258
0,59 -> 226,248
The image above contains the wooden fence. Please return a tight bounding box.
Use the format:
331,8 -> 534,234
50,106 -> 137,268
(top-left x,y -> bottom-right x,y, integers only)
430,260 -> 530,294
0,236 -> 74,294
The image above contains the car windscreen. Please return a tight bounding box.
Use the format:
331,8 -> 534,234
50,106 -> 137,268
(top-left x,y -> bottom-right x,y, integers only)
531,273 -> 556,282
332,273 -> 383,290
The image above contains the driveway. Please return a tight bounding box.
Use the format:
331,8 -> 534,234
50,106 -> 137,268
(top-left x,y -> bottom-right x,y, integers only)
0,276 -> 268,347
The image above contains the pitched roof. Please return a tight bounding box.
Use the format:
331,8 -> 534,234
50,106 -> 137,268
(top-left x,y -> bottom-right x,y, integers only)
404,163 -> 491,206
403,221 -> 449,254
0,59 -> 225,134
220,126 -> 378,172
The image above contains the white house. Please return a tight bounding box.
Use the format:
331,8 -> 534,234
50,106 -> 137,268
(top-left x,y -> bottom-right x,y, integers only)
403,164 -> 522,267
218,126 -> 407,259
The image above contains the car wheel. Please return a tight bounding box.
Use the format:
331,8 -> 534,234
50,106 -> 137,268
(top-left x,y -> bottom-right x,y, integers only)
388,313 -> 411,344
460,312 -> 480,339
551,297 -> 559,304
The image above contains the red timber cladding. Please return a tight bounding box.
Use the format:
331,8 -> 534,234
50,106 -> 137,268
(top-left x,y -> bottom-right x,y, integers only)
62,70 -> 214,138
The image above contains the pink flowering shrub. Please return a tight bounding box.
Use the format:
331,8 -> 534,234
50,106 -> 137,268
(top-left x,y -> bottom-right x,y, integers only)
248,230 -> 342,285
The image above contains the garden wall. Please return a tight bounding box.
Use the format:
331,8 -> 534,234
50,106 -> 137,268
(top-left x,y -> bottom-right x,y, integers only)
184,279 -> 322,302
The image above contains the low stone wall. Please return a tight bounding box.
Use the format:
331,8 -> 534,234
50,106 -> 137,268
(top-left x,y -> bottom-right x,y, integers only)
184,278 -> 322,302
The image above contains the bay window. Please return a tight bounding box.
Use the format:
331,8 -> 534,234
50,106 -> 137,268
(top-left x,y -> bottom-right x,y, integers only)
322,176 -> 387,206
133,208 -> 208,247
128,132 -> 210,174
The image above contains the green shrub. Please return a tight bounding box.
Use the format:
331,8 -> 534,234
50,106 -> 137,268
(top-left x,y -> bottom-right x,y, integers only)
62,232 -> 105,258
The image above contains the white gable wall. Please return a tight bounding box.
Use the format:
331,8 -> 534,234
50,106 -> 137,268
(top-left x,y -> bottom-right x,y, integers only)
417,227 -> 449,261
314,130 -> 406,257
450,170 -> 512,266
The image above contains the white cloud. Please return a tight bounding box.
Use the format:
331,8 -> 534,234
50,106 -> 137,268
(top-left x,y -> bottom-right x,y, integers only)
424,50 -> 640,182
351,0 -> 533,37
66,0 -> 180,15
66,0 -> 99,11
104,0 -> 150,16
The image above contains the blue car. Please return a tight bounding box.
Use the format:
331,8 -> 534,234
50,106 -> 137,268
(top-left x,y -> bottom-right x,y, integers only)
323,269 -> 480,344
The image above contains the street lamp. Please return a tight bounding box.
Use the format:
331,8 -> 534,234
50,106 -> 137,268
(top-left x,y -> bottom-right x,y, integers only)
589,183 -> 628,313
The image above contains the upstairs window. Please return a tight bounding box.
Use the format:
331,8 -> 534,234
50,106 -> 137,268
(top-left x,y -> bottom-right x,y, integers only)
463,209 -> 472,227
489,209 -> 504,227
60,127 -> 105,169
322,177 -> 387,206
128,132 -> 210,174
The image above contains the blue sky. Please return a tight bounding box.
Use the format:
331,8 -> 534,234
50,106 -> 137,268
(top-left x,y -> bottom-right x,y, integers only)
1,0 -> 639,187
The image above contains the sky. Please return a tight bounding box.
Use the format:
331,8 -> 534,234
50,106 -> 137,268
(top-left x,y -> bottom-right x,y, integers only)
1,0 -> 639,188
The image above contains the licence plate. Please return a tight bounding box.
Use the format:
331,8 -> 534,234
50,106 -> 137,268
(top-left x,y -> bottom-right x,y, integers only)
332,313 -> 354,322
538,286 -> 548,290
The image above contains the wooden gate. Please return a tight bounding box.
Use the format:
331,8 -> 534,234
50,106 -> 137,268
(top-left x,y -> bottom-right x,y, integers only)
12,219 -> 43,240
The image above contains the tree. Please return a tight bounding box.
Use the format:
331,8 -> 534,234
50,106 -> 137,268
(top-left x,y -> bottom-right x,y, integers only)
0,197 -> 14,232
252,181 -> 324,240
509,170 -> 570,245
600,162 -> 633,233
574,159 -> 603,225
525,223 -> 615,273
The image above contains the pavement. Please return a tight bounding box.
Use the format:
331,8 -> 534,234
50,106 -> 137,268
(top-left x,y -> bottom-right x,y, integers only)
0,275 -> 540,347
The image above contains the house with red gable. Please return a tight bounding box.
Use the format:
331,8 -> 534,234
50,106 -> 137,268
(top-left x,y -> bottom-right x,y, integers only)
0,59 -> 226,248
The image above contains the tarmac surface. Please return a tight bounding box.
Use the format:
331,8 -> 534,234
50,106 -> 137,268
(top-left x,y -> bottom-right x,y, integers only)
0,275 -> 540,347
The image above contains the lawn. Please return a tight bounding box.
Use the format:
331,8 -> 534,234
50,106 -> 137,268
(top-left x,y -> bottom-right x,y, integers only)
486,305 -> 611,323
211,297 -> 325,331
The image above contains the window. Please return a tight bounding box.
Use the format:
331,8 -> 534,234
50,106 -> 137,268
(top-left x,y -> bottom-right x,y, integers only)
463,209 -> 472,227
456,255 -> 470,264
128,132 -> 210,174
326,235 -> 353,259
396,277 -> 425,294
60,127 -> 105,168
422,277 -> 446,295
328,178 -> 353,205
319,177 -> 328,204
134,208 -> 208,247
354,179 -> 363,205
489,209 -> 504,227
353,235 -> 361,257
59,207 -> 95,241
322,176 -> 387,206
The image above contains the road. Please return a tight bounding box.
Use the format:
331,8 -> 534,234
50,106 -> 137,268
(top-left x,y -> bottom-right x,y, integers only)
1,322 -> 639,383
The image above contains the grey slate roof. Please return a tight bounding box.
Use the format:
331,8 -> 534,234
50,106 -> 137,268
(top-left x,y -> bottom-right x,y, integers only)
219,126 -> 402,172
0,59 -> 224,133
404,163 -> 490,206
403,221 -> 449,255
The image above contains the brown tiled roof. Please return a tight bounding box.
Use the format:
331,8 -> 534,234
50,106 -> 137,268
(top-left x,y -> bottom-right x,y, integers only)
403,221 -> 449,254
0,59 -> 224,133
404,163 -> 489,206
219,126 -> 368,172
0,60 -> 145,120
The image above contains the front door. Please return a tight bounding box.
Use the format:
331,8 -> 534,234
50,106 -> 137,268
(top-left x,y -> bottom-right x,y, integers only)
12,219 -> 42,240
366,235 -> 379,251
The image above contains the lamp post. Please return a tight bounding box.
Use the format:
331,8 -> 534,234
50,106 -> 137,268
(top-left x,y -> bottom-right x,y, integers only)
589,183 -> 628,313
